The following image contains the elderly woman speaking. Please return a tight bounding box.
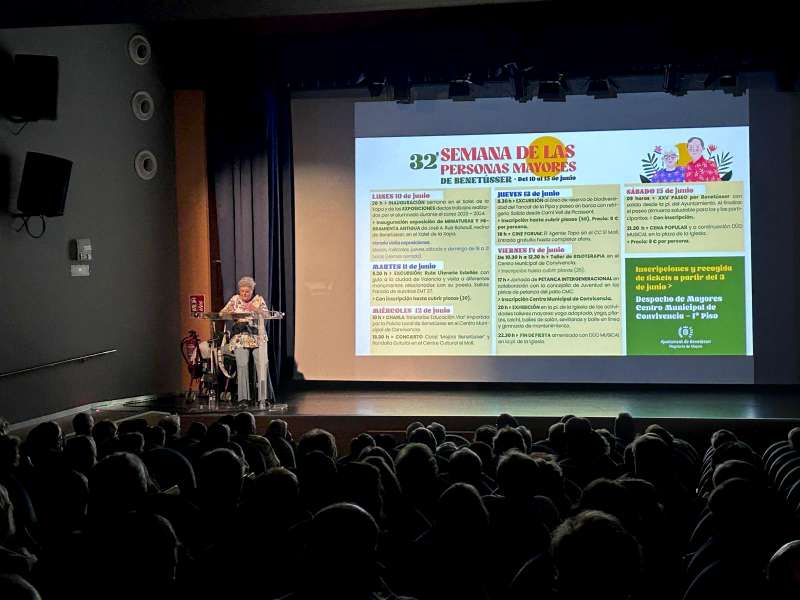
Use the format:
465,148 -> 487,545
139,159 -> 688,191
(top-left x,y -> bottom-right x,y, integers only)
220,276 -> 268,403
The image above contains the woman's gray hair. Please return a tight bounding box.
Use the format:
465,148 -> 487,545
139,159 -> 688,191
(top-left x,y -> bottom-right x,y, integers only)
662,145 -> 679,159
238,276 -> 256,290
662,145 -> 680,165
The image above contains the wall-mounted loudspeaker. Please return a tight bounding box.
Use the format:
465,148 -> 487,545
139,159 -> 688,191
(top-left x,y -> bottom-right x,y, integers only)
131,90 -> 154,121
17,152 -> 73,217
3,55 -> 59,121
134,150 -> 158,180
128,34 -> 151,66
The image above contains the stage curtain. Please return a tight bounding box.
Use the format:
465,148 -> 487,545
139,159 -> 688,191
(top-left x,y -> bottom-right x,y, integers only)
206,86 -> 295,391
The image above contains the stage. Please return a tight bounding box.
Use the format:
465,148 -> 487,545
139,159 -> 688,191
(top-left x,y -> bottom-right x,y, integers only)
109,383 -> 800,455
10,383 -> 798,455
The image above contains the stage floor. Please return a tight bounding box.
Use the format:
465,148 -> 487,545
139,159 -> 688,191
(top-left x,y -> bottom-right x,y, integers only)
128,384 -> 800,421
10,383 -> 798,456
108,384 -> 800,454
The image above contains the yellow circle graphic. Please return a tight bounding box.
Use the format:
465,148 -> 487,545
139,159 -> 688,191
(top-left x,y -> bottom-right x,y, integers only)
676,142 -> 692,166
526,135 -> 568,179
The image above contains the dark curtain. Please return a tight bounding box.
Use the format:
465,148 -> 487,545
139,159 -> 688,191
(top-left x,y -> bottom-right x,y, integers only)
206,86 -> 295,392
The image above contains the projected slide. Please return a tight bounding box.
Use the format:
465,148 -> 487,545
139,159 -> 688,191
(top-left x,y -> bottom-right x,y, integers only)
355,127 -> 751,357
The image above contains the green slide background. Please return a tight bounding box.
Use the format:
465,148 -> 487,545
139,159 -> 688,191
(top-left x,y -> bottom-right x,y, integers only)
625,257 -> 746,355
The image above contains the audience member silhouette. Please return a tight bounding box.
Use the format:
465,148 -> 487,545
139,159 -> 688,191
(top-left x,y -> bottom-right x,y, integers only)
71,413 -> 94,437
0,409 -> 798,600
